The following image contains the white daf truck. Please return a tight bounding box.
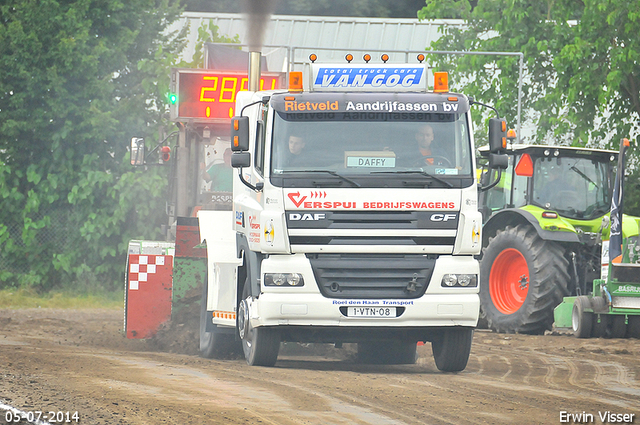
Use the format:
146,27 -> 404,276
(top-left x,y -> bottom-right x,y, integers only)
199,55 -> 507,372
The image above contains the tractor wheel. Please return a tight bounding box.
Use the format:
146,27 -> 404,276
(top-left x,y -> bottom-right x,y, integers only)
200,279 -> 241,359
571,296 -> 593,338
237,279 -> 280,367
356,341 -> 417,365
431,327 -> 473,372
480,224 -> 570,334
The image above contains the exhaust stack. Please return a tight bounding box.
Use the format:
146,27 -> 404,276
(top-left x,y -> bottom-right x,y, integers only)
248,51 -> 262,92
242,0 -> 277,92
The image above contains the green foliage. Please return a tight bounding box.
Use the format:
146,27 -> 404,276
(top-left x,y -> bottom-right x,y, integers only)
418,0 -> 640,148
419,0 -> 640,215
186,21 -> 242,68
0,0 -> 185,290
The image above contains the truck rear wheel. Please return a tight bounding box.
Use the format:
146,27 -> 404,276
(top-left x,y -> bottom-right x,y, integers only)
200,280 -> 241,359
356,341 -> 417,365
480,224 -> 570,334
571,296 -> 593,338
237,279 -> 280,366
431,327 -> 473,372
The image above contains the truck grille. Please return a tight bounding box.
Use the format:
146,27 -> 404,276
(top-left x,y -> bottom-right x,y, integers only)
286,210 -> 457,249
307,253 -> 436,299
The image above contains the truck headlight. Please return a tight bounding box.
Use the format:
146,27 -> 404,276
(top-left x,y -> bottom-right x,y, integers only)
264,273 -> 304,287
441,274 -> 477,288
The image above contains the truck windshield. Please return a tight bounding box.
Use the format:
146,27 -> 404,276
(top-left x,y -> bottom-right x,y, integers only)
270,111 -> 473,188
532,156 -> 611,219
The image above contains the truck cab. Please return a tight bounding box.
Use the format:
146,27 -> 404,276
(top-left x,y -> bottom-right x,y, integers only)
201,59 -> 487,371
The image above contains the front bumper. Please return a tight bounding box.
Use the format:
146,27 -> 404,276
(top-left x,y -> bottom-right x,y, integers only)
253,254 -> 480,329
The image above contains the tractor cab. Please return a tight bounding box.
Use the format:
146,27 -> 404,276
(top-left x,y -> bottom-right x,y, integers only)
479,145 -> 617,223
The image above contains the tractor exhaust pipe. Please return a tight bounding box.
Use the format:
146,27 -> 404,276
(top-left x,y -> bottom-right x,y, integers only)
248,51 -> 262,92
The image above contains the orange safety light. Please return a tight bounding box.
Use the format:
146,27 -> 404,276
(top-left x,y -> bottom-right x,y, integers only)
417,54 -> 425,63
288,71 -> 303,92
623,138 -> 630,147
448,97 -> 458,101
507,128 -> 517,140
433,72 -> 449,93
345,54 -> 354,63
309,53 -> 317,63
363,54 -> 371,63
160,146 -> 171,162
381,54 -> 389,63
233,119 -> 239,131
233,136 -> 239,148
515,153 -> 534,177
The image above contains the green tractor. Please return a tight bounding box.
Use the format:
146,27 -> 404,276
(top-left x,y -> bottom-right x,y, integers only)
478,142 -> 640,335
554,139 -> 640,338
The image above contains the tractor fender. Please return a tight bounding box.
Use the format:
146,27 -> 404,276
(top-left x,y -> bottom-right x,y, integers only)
483,209 -> 580,247
236,233 -> 264,299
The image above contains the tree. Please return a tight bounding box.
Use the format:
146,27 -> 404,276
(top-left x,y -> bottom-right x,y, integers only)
0,0 -> 184,289
418,0 -> 639,147
418,0 -> 640,213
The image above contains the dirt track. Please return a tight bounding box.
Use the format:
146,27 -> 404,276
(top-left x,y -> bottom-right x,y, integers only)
0,308 -> 639,425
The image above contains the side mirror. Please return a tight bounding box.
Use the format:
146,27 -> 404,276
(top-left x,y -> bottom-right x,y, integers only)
489,153 -> 508,170
488,118 -> 507,154
130,137 -> 145,166
231,152 -> 251,168
230,116 -> 250,151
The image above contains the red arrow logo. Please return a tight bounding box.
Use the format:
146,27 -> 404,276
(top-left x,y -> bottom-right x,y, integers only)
287,191 -> 307,208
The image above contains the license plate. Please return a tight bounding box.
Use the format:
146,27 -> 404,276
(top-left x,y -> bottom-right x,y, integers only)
347,306 -> 396,317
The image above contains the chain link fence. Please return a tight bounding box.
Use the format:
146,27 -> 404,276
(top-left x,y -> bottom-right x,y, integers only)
0,210 -> 72,275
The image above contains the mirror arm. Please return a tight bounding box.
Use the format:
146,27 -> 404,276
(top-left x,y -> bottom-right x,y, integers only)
480,168 -> 503,192
147,130 -> 180,156
470,100 -> 500,119
237,169 -> 263,192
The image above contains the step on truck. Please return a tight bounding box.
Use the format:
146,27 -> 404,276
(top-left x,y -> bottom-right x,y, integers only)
199,52 -> 509,371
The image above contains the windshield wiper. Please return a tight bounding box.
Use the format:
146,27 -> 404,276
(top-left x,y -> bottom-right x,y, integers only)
281,169 -> 361,187
372,170 -> 454,188
570,166 -> 597,187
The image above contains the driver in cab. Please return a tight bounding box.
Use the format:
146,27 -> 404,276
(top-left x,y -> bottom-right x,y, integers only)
411,124 -> 449,167
286,134 -> 308,166
535,163 -> 578,210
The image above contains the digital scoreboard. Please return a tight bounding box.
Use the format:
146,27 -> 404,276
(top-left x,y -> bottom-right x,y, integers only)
170,68 -> 285,123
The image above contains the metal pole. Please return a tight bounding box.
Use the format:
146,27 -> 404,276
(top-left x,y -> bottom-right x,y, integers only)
176,124 -> 189,218
517,53 -> 524,144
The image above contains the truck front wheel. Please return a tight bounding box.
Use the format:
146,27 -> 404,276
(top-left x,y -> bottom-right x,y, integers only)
431,327 -> 473,372
200,279 -> 241,359
237,279 -> 280,366
480,224 -> 570,334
